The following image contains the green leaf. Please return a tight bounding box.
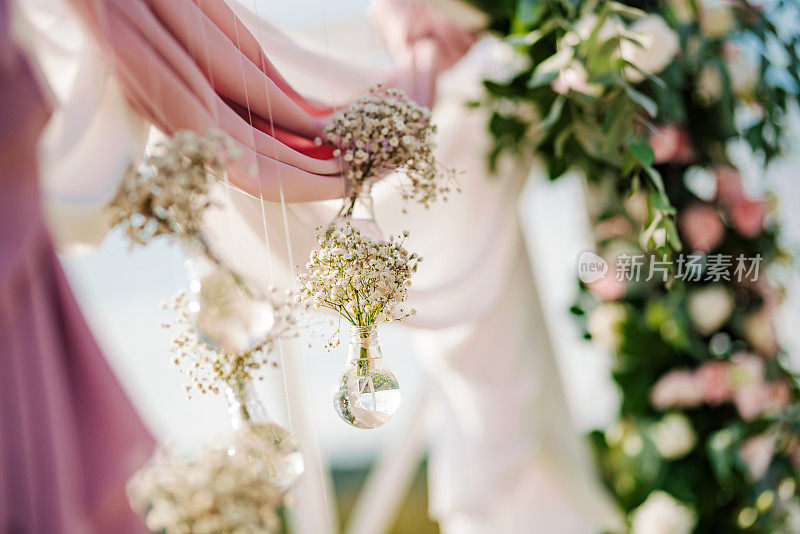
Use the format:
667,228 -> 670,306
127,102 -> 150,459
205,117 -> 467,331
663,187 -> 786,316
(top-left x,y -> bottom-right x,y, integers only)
528,48 -> 573,88
554,125 -> 573,158
623,83 -> 658,117
644,165 -> 668,197
629,140 -> 655,167
664,217 -> 683,252
539,95 -> 566,131
605,1 -> 645,19
647,190 -> 673,213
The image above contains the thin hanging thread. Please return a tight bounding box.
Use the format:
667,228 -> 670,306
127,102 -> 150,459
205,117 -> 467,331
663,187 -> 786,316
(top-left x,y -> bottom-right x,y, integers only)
192,0 -> 257,282
185,0 -> 293,430
226,1 -> 301,438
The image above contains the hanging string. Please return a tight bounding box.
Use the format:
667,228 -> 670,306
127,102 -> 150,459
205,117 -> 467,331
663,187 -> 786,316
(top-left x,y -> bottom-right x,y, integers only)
238,2 -> 346,530
223,4 -> 305,436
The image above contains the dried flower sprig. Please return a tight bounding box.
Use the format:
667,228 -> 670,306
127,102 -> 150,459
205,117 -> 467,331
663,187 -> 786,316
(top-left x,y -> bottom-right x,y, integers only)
109,129 -> 240,246
296,223 -> 419,346
319,86 -> 458,212
161,288 -> 302,395
127,444 -> 285,534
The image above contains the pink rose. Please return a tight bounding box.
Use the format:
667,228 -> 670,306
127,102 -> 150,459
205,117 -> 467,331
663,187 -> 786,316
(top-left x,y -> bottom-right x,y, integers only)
679,204 -> 725,253
713,165 -> 767,238
734,380 -> 790,421
651,370 -> 704,410
649,124 -> 695,164
714,166 -> 745,205
696,361 -> 731,405
730,198 -> 765,238
587,260 -> 628,302
739,432 -> 777,480
730,352 -> 766,386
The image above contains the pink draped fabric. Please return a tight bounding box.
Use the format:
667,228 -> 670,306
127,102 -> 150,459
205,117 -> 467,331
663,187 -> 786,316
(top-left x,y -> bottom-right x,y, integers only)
63,0 -> 474,203
0,2 -> 153,532
67,0 -> 347,202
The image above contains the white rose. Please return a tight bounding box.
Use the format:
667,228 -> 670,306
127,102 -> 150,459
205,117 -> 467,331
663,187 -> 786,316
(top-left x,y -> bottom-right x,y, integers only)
687,285 -> 733,335
622,15 -> 680,82
588,303 -> 628,348
552,62 -> 601,96
697,65 -> 724,103
650,413 -> 697,460
725,43 -> 759,97
698,0 -> 737,39
631,491 -> 697,534
743,312 -> 778,356
669,0 -> 696,24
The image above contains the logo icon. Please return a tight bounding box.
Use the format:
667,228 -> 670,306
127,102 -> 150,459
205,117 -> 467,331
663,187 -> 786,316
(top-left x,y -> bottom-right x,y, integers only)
577,250 -> 608,284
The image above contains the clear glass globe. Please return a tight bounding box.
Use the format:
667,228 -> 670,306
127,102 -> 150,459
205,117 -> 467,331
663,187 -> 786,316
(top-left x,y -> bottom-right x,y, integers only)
225,381 -> 304,490
183,238 -> 274,354
333,325 -> 401,429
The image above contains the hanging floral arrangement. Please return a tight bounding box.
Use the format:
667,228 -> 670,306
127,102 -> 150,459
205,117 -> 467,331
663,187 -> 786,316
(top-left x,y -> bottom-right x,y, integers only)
320,85 -> 458,216
296,223 -> 420,428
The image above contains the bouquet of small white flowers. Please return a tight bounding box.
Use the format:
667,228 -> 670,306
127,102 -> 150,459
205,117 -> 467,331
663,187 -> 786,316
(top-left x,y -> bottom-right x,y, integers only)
296,224 -> 419,344
161,288 -> 301,395
109,129 -> 239,246
127,444 -> 286,534
320,86 -> 457,213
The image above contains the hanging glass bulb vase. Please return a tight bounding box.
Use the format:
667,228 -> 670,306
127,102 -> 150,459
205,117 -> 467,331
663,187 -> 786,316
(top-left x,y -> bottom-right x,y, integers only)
328,181 -> 383,241
183,235 -> 275,354
224,378 -> 304,489
333,325 -> 401,429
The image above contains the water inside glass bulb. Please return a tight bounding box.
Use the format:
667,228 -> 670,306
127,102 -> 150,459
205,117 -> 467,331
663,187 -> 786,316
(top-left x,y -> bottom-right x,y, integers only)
333,326 -> 401,429
183,238 -> 274,354
328,183 -> 383,241
226,381 -> 304,490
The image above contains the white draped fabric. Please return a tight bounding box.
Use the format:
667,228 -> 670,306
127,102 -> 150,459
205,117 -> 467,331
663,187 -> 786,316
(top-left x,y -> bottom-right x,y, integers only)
20,0 -> 620,531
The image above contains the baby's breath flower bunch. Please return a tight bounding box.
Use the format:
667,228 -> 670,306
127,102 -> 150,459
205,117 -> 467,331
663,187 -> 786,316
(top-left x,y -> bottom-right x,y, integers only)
161,288 -> 301,395
109,129 -> 239,246
127,445 -> 285,534
297,223 -> 419,346
320,86 -> 457,212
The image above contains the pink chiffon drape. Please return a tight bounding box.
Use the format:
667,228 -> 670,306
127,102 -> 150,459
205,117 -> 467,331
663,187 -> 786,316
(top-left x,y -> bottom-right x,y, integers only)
67,0 -> 347,202
63,0 -> 472,203
0,2 -> 153,532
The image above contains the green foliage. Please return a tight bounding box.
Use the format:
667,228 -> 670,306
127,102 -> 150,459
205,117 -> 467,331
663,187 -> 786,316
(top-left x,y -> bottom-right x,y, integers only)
469,0 -> 800,530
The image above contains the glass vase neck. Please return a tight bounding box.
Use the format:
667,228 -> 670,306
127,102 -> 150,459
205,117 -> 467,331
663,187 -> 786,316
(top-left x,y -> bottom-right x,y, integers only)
348,325 -> 381,360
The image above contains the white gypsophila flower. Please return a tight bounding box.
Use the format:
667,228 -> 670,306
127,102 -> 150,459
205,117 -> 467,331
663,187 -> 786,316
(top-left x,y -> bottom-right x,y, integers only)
321,86 -> 458,209
630,491 -> 697,534
109,129 -> 239,246
127,445 -> 284,534
649,412 -> 697,460
161,288 -> 302,395
622,15 -> 680,82
297,224 -> 419,344
687,285 -> 733,336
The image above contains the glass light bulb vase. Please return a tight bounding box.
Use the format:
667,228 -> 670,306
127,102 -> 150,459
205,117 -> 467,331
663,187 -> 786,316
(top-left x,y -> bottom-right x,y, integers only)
224,378 -> 304,490
333,324 -> 401,429
328,182 -> 383,241
183,235 -> 275,354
